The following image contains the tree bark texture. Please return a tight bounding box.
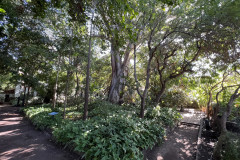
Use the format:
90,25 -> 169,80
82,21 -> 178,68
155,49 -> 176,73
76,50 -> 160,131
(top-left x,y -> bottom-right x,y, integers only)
63,70 -> 70,119
108,42 -> 132,103
140,55 -> 153,118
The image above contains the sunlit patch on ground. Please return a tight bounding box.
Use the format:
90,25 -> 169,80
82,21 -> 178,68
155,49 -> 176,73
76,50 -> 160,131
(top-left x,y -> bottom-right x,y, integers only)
0,129 -> 21,136
0,147 -> 36,160
157,156 -> 163,160
145,115 -> 199,160
0,104 -> 78,160
180,108 -> 205,125
0,117 -> 22,126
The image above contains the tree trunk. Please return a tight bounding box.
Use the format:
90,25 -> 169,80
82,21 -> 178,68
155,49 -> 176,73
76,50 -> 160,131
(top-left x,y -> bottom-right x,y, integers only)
63,71 -> 70,119
214,89 -> 222,117
25,87 -> 30,106
219,86 -> 240,131
140,56 -> 153,118
53,56 -> 60,108
221,111 -> 227,133
108,42 -> 132,104
83,11 -> 94,120
22,85 -> 26,107
108,43 -> 123,104
119,55 -> 131,105
213,133 -> 226,160
207,91 -> 212,119
75,72 -> 80,97
155,83 -> 166,104
140,97 -> 145,118
212,92 -> 221,130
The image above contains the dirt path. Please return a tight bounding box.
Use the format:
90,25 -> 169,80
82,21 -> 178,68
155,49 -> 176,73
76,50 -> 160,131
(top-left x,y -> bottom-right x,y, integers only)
144,124 -> 199,160
0,104 -> 79,160
144,109 -> 203,160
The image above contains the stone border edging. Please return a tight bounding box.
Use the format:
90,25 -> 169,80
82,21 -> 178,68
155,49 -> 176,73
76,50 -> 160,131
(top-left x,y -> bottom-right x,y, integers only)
196,118 -> 204,160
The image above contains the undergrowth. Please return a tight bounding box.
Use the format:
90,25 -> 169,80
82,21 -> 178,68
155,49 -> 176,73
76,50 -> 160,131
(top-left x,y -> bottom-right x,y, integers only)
23,100 -> 181,160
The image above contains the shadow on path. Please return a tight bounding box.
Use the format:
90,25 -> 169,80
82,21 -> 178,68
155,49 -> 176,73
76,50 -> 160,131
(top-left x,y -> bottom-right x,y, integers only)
0,104 -> 79,160
144,125 -> 198,160
144,108 -> 204,160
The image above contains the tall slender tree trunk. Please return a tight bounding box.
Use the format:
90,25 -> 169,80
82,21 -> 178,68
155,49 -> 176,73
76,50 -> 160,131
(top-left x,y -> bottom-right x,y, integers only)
119,57 -> 131,105
140,56 -> 153,118
207,91 -> 212,119
53,56 -> 61,108
83,11 -> 94,120
63,70 -> 70,119
212,88 -> 223,129
133,44 -> 153,118
25,87 -> 30,106
75,72 -> 80,97
63,28 -> 73,119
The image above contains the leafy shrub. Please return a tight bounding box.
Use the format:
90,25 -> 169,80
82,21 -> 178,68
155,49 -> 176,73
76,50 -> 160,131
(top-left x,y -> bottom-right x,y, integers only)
159,87 -> 191,108
229,106 -> 240,123
66,111 -> 82,120
9,97 -> 18,105
24,101 -> 181,160
28,96 -> 43,105
67,96 -> 84,107
53,115 -> 165,160
145,105 -> 182,127
24,106 -> 62,130
222,132 -> 240,160
88,100 -> 137,118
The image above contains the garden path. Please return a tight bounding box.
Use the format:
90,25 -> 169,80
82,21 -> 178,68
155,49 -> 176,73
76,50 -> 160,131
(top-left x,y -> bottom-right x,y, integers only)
0,104 -> 79,160
144,108 -> 205,160
180,108 -> 205,125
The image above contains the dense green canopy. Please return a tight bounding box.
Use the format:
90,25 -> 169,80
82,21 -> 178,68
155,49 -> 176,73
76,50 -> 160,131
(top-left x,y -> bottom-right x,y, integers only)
0,0 -> 240,159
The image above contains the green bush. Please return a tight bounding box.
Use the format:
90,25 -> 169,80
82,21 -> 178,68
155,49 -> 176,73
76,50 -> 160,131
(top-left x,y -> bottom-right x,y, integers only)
88,100 -> 137,118
53,115 -> 165,160
24,106 -> 62,130
24,101 -> 181,160
145,105 -> 182,127
9,97 -> 18,105
222,132 -> 240,160
159,88 -> 191,108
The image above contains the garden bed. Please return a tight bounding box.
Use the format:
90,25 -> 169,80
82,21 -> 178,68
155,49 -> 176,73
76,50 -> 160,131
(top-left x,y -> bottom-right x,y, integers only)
22,101 -> 182,160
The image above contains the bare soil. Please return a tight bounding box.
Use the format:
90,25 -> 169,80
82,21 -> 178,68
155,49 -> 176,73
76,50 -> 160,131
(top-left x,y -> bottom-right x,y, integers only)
0,104 -> 79,160
144,124 -> 199,160
144,109 -> 204,160
198,119 -> 219,160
